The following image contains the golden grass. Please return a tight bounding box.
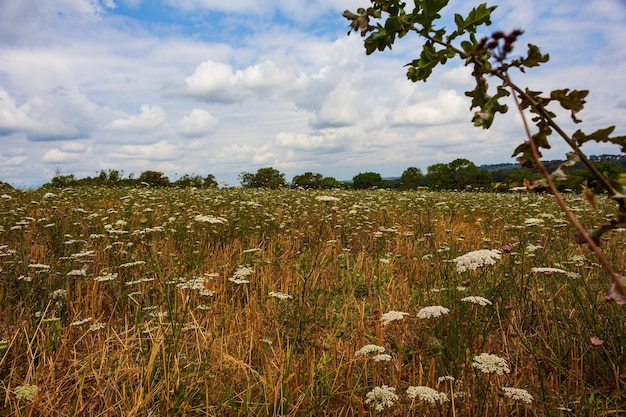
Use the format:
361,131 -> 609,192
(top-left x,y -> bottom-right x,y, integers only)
0,187 -> 625,416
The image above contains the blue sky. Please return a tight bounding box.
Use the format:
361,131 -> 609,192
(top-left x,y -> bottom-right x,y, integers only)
1,0 -> 625,188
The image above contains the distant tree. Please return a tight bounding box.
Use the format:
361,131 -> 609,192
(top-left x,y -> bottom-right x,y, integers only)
426,163 -> 453,189
504,168 -> 541,187
320,176 -> 342,189
292,172 -> 325,189
204,174 -> 218,188
239,167 -> 286,189
174,174 -> 204,188
352,172 -> 383,189
399,167 -> 424,190
426,159 -> 491,189
139,170 -> 170,187
47,174 -> 78,188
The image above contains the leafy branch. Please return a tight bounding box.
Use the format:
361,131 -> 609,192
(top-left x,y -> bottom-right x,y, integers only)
343,0 -> 626,301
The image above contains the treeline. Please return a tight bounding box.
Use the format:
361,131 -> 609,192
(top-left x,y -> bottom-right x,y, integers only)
37,156 -> 623,191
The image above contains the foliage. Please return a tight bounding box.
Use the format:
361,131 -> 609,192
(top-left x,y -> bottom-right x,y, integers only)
138,170 -> 170,187
291,171 -> 341,189
174,173 -> 217,188
399,166 -> 424,190
1,187 -> 625,415
426,158 -> 491,189
352,171 -> 384,189
343,0 -> 626,300
239,167 -> 286,189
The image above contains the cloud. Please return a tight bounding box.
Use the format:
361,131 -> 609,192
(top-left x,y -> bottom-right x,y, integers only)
0,87 -> 82,141
180,59 -> 306,103
178,109 -> 218,137
109,140 -> 179,161
105,104 -> 167,133
42,148 -> 82,164
390,90 -> 469,126
275,131 -> 341,152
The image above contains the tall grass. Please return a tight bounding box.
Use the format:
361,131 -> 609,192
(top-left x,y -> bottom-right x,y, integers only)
0,187 -> 624,415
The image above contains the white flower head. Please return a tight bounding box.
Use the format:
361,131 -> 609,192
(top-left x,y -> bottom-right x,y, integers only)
365,385 -> 399,412
269,291 -> 292,299
14,384 -> 39,402
381,310 -> 409,326
418,306 -> 450,319
315,195 -> 340,202
472,353 -> 511,375
461,296 -> 493,306
453,249 -> 501,273
406,386 -> 449,405
501,387 -> 534,404
531,267 -> 567,274
373,353 -> 392,362
355,344 -> 386,357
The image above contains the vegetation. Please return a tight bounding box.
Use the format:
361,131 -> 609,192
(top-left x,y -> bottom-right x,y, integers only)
1,186 -> 625,415
239,167 -> 287,189
342,0 -> 626,300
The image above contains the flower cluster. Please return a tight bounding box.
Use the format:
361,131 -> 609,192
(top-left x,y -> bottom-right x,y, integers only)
365,385 -> 399,412
417,305 -> 449,319
472,353 -> 511,375
453,249 -> 501,273
381,310 -> 409,326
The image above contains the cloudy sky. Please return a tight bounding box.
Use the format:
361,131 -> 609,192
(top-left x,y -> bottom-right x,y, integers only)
1,0 -> 625,187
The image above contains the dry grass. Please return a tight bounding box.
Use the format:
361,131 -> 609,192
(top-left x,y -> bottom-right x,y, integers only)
0,187 -> 625,416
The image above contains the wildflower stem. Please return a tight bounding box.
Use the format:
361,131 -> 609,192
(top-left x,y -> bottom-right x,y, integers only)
504,72 -> 626,299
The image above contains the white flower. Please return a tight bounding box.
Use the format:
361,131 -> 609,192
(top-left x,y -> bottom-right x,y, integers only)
531,267 -> 567,274
406,386 -> 449,405
94,272 -> 118,282
373,353 -> 392,362
355,344 -> 386,357
381,310 -> 409,326
89,322 -> 106,332
269,291 -> 292,299
461,296 -> 493,306
501,387 -> 534,404
70,317 -> 93,326
194,214 -> 227,224
417,306 -> 449,319
453,249 -> 501,273
315,195 -> 340,202
472,353 -> 511,375
524,218 -> 544,226
14,384 -> 39,402
365,385 -> 399,412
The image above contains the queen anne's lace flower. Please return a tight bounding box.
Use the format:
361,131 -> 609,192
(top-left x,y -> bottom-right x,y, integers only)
453,249 -> 501,273
472,353 -> 511,375
501,387 -> 534,404
365,385 -> 399,412
381,310 -> 409,326
461,296 -> 493,306
406,386 -> 449,405
355,344 -> 386,357
417,306 -> 449,319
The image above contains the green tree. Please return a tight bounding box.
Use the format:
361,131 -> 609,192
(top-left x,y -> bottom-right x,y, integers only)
139,170 -> 170,187
399,166 -> 424,190
292,172 -> 324,189
239,167 -> 286,189
352,172 -> 383,189
204,174 -> 218,188
426,163 -> 453,189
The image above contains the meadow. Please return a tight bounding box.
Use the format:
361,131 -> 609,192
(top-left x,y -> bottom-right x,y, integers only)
1,186 -> 625,416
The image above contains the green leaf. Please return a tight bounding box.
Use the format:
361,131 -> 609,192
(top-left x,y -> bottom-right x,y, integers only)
550,89 -> 588,123
520,44 -> 549,68
448,3 -> 496,40
573,127 -> 626,152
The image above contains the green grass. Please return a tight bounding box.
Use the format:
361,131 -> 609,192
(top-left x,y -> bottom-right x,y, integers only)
0,187 -> 625,416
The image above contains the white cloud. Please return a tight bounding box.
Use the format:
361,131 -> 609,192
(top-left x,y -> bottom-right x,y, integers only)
390,90 -> 469,126
182,59 -> 306,103
105,105 -> 167,133
178,109 -> 218,138
110,140 -> 178,161
42,148 -> 82,163
0,87 -> 82,141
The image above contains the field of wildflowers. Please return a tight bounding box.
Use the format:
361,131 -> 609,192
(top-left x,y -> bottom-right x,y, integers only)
1,187 -> 625,416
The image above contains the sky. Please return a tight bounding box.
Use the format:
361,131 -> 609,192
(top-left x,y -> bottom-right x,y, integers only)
1,0 -> 625,188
